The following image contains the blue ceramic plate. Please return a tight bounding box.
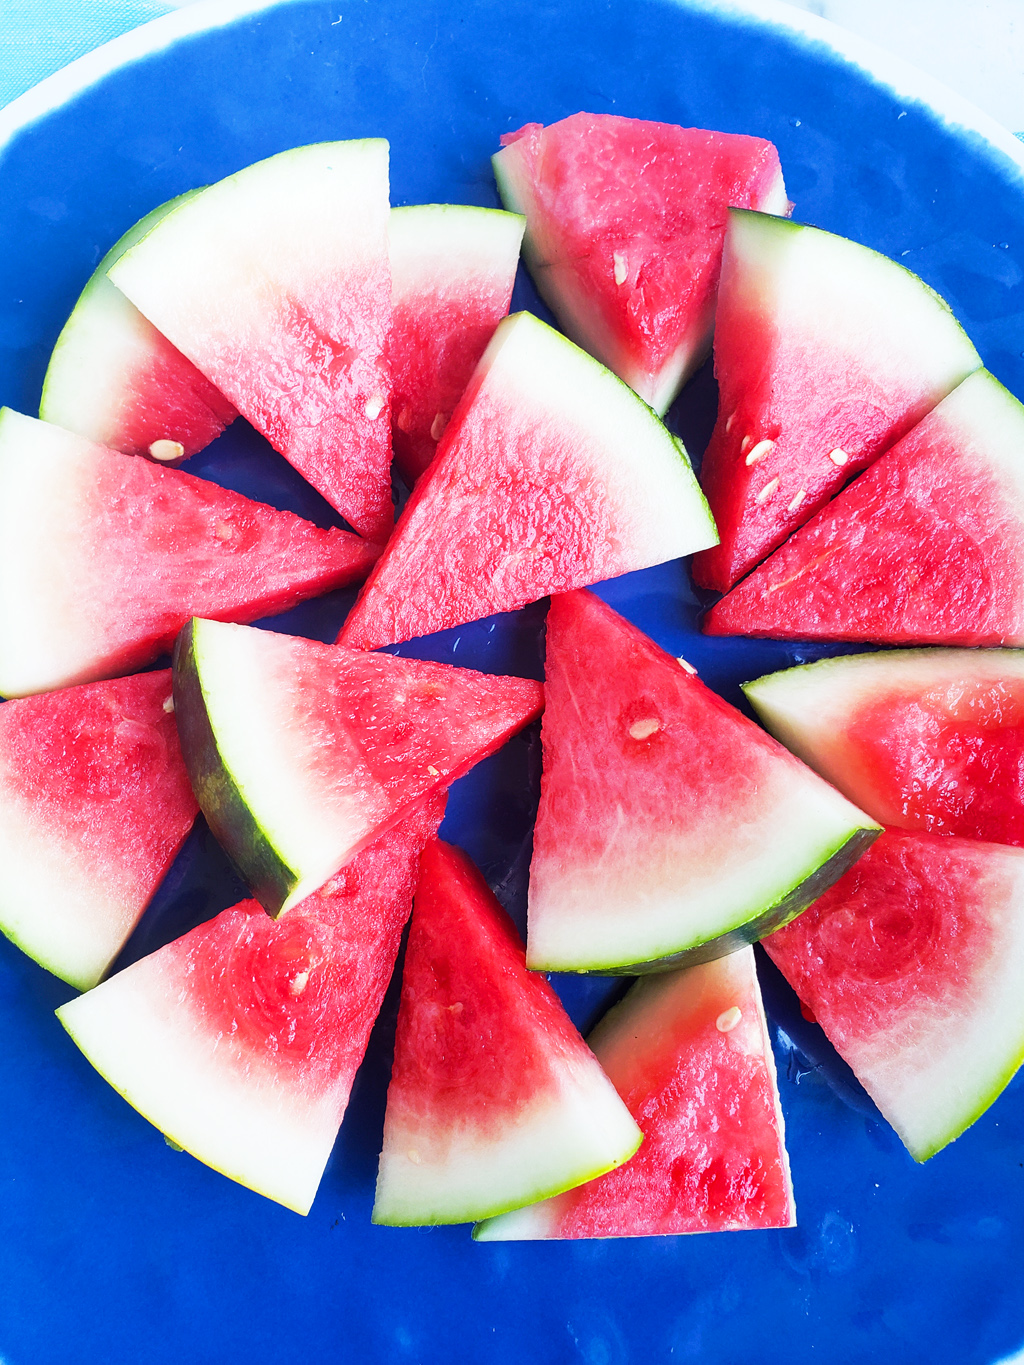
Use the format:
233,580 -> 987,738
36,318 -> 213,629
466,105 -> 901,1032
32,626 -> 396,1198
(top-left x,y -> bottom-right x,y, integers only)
2,3 -> 1024,1362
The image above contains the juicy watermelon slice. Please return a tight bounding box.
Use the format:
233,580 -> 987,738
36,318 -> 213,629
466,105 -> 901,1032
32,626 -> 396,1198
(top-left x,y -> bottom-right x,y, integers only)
705,370 -> 1024,645
475,947 -> 795,1239
338,311 -> 717,651
0,668 -> 197,991
372,840 -> 642,1226
526,590 -> 880,973
108,142 -> 394,541
0,411 -> 379,698
57,796 -> 446,1214
763,830 -> 1024,1161
39,193 -> 237,464
389,204 -> 524,486
492,115 -> 790,415
743,647 -> 1024,845
692,210 -> 981,592
173,618 -> 544,916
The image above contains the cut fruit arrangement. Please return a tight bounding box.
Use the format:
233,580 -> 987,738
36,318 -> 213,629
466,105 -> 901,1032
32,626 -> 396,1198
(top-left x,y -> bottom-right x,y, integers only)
6,112 -> 1023,1242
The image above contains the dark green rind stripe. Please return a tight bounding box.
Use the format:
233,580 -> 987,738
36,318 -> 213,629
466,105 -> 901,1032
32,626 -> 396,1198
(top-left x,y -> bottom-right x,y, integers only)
172,620 -> 297,917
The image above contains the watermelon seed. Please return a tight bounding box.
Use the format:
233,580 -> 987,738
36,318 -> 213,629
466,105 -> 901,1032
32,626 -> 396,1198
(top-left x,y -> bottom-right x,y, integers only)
745,439 -> 774,467
828,448 -> 849,465
430,412 -> 448,442
427,765 -> 440,776
755,477 -> 779,505
215,521 -> 234,541
725,411 -> 736,434
407,1150 -> 423,1165
364,394 -> 385,420
396,406 -> 414,432
628,718 -> 661,740
740,435 -> 753,455
716,1006 -> 742,1032
677,657 -> 697,674
162,695 -> 175,714
289,970 -> 310,997
148,439 -> 185,462
787,488 -> 806,513
613,252 -> 628,286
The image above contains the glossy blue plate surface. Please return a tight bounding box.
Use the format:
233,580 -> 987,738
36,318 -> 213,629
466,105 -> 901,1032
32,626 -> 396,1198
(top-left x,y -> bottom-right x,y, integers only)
2,3 -> 1024,1362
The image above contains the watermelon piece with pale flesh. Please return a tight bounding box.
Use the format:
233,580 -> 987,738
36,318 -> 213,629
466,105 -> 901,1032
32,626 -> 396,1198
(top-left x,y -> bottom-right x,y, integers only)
338,311 -> 717,652
372,840 -> 642,1226
39,193 -> 237,465
692,209 -> 981,593
173,618 -> 544,916
57,795 -> 446,1214
705,370 -> 1024,645
0,411 -> 379,698
743,647 -> 1024,845
492,115 -> 790,415
108,142 -> 394,542
0,668 -> 197,991
389,204 -> 524,486
475,947 -> 795,1239
526,590 -> 880,974
763,830 -> 1024,1161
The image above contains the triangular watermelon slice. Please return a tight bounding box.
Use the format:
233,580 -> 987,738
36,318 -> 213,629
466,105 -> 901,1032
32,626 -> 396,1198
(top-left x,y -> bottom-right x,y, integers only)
763,829 -> 1024,1161
492,115 -> 790,415
57,795 -> 446,1214
526,590 -> 880,973
338,311 -> 717,651
0,669 -> 197,991
173,618 -> 544,916
743,647 -> 1024,845
0,411 -> 379,698
691,209 -> 981,592
39,193 -> 237,464
705,370 -> 1024,645
372,840 -> 642,1226
108,142 -> 394,541
389,203 -> 524,486
475,947 -> 795,1239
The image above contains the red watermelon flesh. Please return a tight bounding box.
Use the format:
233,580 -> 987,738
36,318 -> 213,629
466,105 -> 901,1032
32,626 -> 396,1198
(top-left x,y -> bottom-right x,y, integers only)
691,210 -> 981,592
108,142 -> 394,542
389,205 -> 524,486
763,830 -> 1024,1160
743,648 -> 1024,846
475,947 -> 795,1239
0,411 -> 379,698
338,310 -> 717,652
39,193 -> 236,465
56,795 -> 446,1214
492,115 -> 790,415
372,840 -> 642,1226
705,370 -> 1024,645
526,590 -> 879,973
0,669 -> 197,991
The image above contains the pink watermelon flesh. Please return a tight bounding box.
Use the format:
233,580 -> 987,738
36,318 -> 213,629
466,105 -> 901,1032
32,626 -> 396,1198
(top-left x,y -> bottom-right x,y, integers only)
705,370 -> 1024,645
0,669 -> 197,990
0,412 -> 380,697
526,590 -> 879,972
372,839 -> 642,1225
56,795 -> 446,1214
764,830 -> 1024,1159
475,948 -> 795,1238
692,211 -> 981,593
493,115 -> 789,413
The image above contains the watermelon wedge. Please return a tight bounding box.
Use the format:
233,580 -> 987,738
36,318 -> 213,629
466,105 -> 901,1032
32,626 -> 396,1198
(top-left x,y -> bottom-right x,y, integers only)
372,840 -> 642,1226
691,209 -> 981,592
57,796 -> 446,1214
743,647 -> 1024,845
526,591 -> 880,973
0,411 -> 378,698
389,204 -> 524,486
108,142 -> 394,541
39,193 -> 237,464
492,115 -> 790,415
705,370 -> 1024,645
763,830 -> 1024,1161
475,947 -> 795,1239
0,669 -> 197,991
338,311 -> 717,652
173,618 -> 544,916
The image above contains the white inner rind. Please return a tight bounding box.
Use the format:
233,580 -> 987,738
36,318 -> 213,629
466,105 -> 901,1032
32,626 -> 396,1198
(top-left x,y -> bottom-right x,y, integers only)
58,955 -> 346,1215
389,204 -> 525,301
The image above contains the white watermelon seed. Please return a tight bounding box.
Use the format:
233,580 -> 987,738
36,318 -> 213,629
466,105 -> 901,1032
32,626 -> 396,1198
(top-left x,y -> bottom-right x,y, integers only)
364,393 -> 385,419
148,439 -> 184,462
745,439 -> 774,467
725,411 -> 736,433
162,695 -> 175,714
429,411 -> 448,442
787,488 -> 806,513
716,1006 -> 742,1032
396,406 -> 413,432
677,656 -> 697,674
629,718 -> 660,740
407,1149 -> 423,1165
289,970 -> 310,997
740,434 -> 753,455
755,477 -> 779,504
613,252 -> 628,285
427,765 -> 440,777
828,447 -> 849,465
